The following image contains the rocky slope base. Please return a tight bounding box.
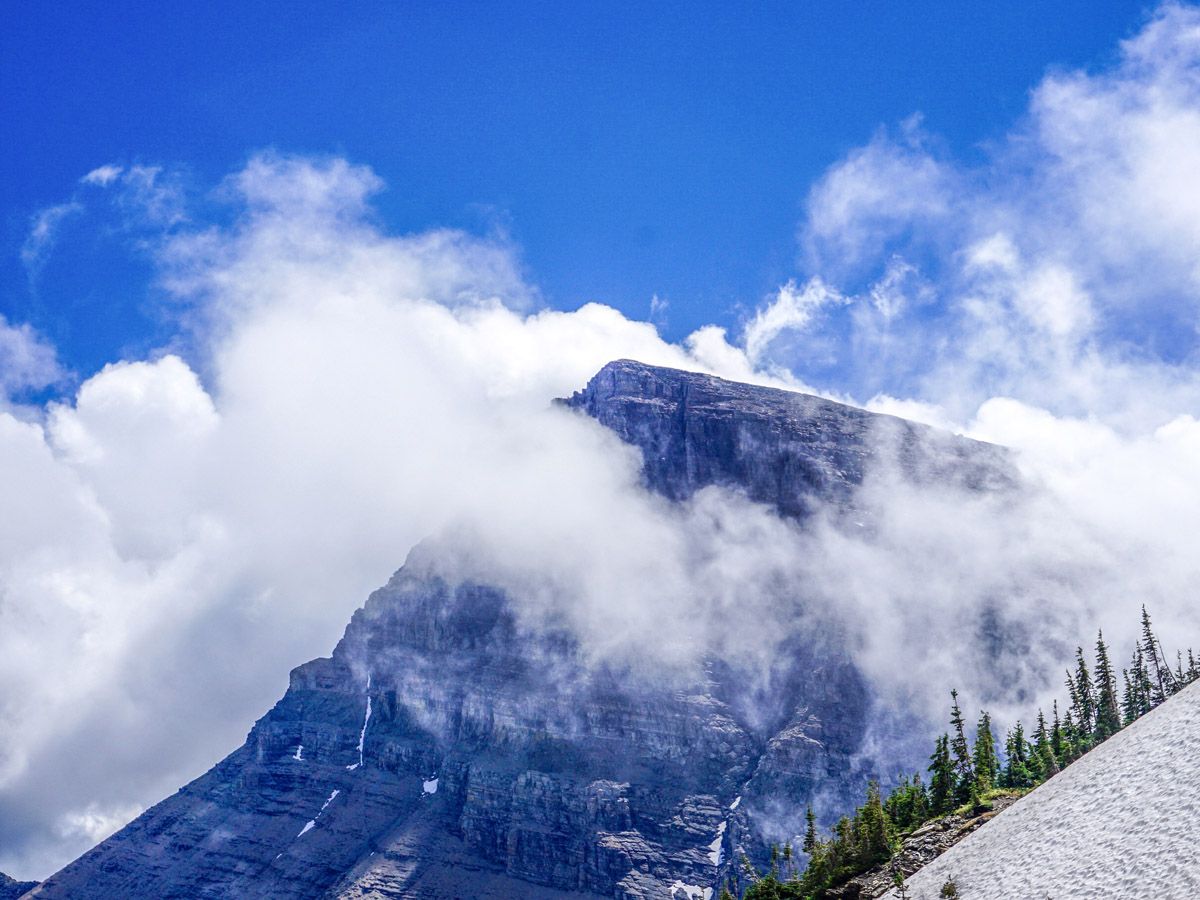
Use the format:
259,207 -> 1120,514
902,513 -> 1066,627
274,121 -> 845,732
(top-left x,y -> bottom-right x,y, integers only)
824,796 -> 1019,899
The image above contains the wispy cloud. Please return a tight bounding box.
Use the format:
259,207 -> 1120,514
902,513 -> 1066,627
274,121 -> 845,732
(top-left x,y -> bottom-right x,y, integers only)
767,2 -> 1200,427
20,202 -> 83,282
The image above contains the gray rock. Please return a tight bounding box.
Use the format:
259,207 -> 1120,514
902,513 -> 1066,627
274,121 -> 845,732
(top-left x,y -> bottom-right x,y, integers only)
560,360 -> 1013,518
0,873 -> 37,900
825,795 -> 1020,899
30,361 -> 1012,900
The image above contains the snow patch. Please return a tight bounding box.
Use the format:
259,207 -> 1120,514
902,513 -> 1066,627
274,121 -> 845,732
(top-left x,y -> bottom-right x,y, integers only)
292,744 -> 303,761
346,673 -> 372,771
889,682 -> 1200,899
295,788 -> 340,839
423,776 -> 439,794
707,820 -> 727,866
729,795 -> 741,810
669,881 -> 712,900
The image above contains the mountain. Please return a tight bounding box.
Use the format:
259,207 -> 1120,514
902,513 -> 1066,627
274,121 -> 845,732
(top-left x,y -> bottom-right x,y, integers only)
27,361 -> 1011,900
886,681 -> 1200,899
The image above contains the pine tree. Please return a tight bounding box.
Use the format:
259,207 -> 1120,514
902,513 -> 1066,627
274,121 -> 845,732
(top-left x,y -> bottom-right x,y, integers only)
1050,700 -> 1070,764
928,734 -> 954,815
802,806 -> 817,855
885,774 -> 929,833
1129,646 -> 1155,718
1188,649 -> 1199,684
1093,630 -> 1122,742
972,711 -> 998,793
1070,647 -> 1096,744
948,691 -> 975,805
856,781 -> 893,867
1060,706 -> 1079,764
1001,722 -> 1034,789
1121,666 -> 1139,726
1141,605 -> 1175,703
1033,710 -> 1059,781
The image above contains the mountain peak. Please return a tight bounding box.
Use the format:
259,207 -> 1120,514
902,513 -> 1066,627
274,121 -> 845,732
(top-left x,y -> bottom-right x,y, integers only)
564,359 -> 1012,518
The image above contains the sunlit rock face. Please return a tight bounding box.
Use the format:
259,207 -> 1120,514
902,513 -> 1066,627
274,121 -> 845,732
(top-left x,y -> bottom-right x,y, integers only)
563,360 -> 1012,518
30,361 -> 1010,900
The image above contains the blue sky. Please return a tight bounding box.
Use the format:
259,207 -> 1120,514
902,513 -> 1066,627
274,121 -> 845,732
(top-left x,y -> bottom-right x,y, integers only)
2,0 -> 1155,381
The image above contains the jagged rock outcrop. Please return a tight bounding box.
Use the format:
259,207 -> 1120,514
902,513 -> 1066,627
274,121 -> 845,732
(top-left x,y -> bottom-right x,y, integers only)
0,874 -> 37,900
28,361 -> 1013,900
825,795 -> 1020,899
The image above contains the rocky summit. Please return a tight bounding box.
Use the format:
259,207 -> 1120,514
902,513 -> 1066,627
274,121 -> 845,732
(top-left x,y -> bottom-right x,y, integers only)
28,361 -> 1011,900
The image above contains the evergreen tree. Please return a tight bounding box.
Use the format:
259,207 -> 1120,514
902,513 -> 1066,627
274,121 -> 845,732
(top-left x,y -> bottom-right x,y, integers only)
802,806 -> 817,855
1060,706 -> 1079,764
1141,605 -> 1175,703
1032,710 -> 1059,781
1093,630 -> 1122,742
885,774 -> 929,833
1121,665 -> 1139,727
1000,722 -> 1034,789
1050,700 -> 1070,764
1188,649 -> 1199,683
1070,647 -> 1096,744
972,711 -> 999,793
928,734 -> 954,815
1128,646 -> 1155,719
856,781 -> 893,868
948,691 -> 975,805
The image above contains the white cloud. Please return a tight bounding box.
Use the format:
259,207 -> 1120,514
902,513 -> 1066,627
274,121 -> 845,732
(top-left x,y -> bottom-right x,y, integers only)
742,277 -> 846,366
0,316 -> 65,400
80,165 -> 123,187
801,117 -> 957,277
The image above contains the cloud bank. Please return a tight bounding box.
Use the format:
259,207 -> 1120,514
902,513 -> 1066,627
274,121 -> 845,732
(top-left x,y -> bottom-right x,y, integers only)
4,2 -> 1200,880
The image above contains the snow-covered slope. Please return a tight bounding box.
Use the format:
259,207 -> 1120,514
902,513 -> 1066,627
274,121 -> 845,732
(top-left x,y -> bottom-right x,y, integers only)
890,681 -> 1200,899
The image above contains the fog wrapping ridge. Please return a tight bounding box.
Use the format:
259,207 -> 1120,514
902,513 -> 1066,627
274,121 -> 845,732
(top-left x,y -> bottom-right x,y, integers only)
4,4 -> 1200,880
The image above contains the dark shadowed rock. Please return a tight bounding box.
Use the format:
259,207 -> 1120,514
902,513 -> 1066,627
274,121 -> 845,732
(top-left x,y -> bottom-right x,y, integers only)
561,360 -> 1012,518
0,873 -> 37,900
30,361 -> 1012,900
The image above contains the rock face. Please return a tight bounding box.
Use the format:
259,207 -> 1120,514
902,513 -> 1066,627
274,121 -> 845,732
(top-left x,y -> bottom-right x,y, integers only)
28,361 -> 1011,900
561,360 -> 1011,517
0,874 -> 37,900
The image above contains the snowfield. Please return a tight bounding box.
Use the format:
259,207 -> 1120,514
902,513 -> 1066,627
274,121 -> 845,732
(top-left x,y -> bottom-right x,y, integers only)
888,681 -> 1200,899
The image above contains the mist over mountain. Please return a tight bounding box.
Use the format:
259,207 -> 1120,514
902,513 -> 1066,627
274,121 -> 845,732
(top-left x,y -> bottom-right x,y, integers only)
25,361 -> 1016,899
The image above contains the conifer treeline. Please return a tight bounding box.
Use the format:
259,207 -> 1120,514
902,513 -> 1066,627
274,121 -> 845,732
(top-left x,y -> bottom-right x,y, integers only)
735,606 -> 1197,900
